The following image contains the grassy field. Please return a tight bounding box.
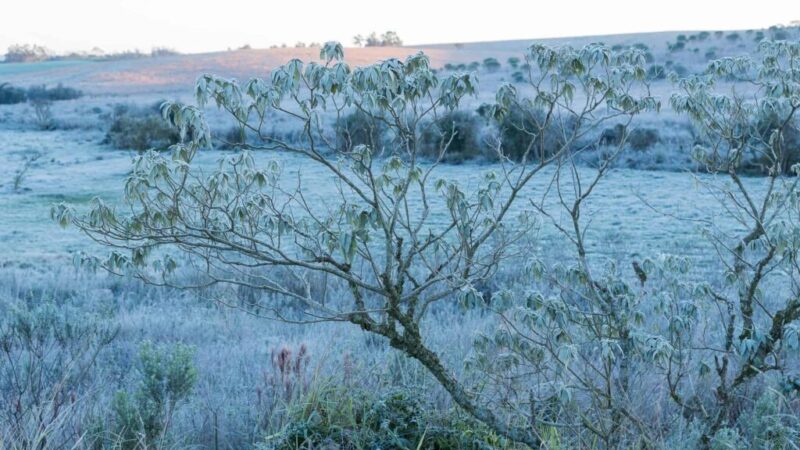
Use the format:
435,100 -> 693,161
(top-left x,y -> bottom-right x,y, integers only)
2,25 -> 800,449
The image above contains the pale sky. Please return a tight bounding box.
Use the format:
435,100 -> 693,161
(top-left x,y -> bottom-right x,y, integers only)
1,0 -> 798,54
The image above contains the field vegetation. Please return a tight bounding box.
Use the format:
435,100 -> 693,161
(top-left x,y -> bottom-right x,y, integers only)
2,25 -> 800,449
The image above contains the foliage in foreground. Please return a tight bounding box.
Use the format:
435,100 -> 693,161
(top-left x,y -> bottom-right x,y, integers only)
265,388 -> 510,449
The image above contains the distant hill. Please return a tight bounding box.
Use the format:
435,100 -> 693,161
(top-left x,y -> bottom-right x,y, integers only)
0,26 -> 797,95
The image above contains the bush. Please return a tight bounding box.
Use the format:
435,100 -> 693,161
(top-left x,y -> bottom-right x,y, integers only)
726,33 -> 741,42
647,64 -> 667,80
0,82 -> 26,104
217,125 -> 248,150
485,104 -> 575,162
419,110 -> 484,163
668,41 -> 685,52
511,71 -> 526,83
26,83 -> 83,101
0,299 -> 116,449
109,341 -> 197,449
31,98 -> 54,130
482,57 -> 501,72
335,110 -> 387,153
104,103 -> 180,151
506,56 -> 520,69
628,127 -> 659,150
745,110 -> 800,174
268,389 -> 502,450
769,26 -> 791,40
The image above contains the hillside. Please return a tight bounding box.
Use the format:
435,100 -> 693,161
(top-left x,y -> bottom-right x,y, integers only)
1,27 -> 796,95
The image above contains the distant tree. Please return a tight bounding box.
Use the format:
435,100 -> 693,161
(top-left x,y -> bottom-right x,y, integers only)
380,31 -> 403,46
359,31 -> 404,47
507,56 -> 520,68
4,44 -> 50,63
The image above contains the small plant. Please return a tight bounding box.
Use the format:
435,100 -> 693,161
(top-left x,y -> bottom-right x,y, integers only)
506,56 -> 520,68
31,98 -> 54,130
12,151 -> 41,192
111,341 -> 197,450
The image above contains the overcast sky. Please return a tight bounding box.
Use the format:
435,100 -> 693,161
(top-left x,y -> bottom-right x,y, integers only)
2,0 -> 798,54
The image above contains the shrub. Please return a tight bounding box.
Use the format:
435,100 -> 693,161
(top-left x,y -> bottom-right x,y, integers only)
217,125 -> 248,150
104,103 -> 180,151
647,64 -> 667,80
671,63 -> 689,77
0,82 -> 26,104
467,61 -> 480,71
511,71 -> 525,83
419,110 -> 484,163
486,104 -> 576,162
30,98 -> 54,130
110,341 -> 197,449
26,83 -> 83,101
668,41 -> 685,52
628,127 -> 659,150
600,125 -> 658,150
506,56 -> 520,68
698,31 -> 711,40
268,389 -> 502,449
0,299 -> 116,449
769,26 -> 791,40
335,110 -> 387,153
482,57 -> 501,72
726,32 -> 741,42
745,109 -> 800,174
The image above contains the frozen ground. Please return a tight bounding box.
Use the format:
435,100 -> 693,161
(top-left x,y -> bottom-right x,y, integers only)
1,27 -> 798,448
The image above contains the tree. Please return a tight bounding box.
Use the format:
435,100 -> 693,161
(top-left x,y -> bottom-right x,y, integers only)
4,44 -> 50,63
667,40 -> 800,446
52,42 -> 657,446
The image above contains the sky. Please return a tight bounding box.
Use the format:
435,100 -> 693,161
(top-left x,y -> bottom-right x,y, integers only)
1,0 -> 799,55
